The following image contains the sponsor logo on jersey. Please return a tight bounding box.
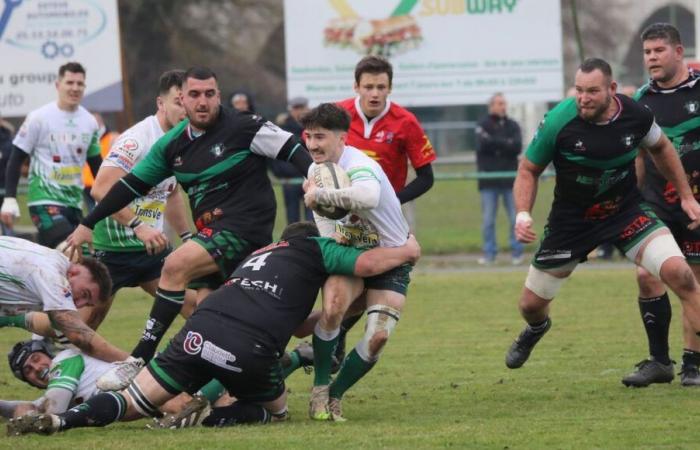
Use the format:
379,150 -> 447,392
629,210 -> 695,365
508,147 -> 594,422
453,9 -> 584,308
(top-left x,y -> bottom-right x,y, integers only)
574,139 -> 586,152
209,143 -> 225,158
194,208 -> 223,230
374,130 -> 394,144
535,249 -> 572,262
621,134 -> 635,149
620,214 -> 653,240
183,331 -> 203,355
682,240 -> 700,257
230,277 -> 280,298
173,156 -> 183,167
685,101 -> 700,115
200,341 -> 242,372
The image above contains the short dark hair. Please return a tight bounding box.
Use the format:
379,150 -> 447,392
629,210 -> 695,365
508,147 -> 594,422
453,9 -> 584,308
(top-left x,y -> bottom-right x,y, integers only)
80,257 -> 112,303
354,56 -> 393,86
299,103 -> 351,132
184,66 -> 217,82
280,222 -> 320,240
158,69 -> 185,95
641,23 -> 682,46
578,57 -> 613,81
58,62 -> 86,78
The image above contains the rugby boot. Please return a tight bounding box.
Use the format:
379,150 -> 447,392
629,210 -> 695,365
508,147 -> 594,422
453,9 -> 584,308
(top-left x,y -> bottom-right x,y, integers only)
621,358 -> 674,387
7,413 -> 60,436
680,364 -> 700,387
505,318 -> 552,369
96,356 -> 145,391
295,341 -> 315,374
153,394 -> 211,429
309,385 -> 331,420
328,397 -> 347,422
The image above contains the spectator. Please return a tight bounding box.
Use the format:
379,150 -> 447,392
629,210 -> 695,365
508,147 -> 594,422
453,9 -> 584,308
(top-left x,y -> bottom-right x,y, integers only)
229,91 -> 255,113
270,96 -> 313,224
0,116 -> 14,236
475,92 -> 524,265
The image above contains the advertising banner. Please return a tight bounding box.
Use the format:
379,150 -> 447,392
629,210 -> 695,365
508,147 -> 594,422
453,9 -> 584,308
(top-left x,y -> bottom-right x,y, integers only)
285,0 -> 563,106
0,0 -> 123,117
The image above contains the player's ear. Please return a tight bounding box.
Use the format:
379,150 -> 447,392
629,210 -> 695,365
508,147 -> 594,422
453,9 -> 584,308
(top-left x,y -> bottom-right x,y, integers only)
353,82 -> 360,94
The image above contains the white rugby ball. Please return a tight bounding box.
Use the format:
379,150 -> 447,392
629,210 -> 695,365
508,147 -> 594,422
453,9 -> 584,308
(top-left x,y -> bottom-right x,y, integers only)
312,162 -> 351,220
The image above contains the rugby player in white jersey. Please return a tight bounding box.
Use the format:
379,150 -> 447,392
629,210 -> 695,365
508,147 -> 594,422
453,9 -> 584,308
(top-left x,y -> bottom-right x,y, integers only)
302,103 -> 411,421
1,62 -> 102,248
0,237 -> 128,363
89,70 -> 195,327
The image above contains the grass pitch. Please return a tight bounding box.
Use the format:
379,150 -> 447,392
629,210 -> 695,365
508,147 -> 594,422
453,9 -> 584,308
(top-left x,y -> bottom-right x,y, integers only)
0,266 -> 696,449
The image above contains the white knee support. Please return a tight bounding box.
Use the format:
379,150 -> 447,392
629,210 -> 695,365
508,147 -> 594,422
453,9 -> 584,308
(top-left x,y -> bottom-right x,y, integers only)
524,265 -> 568,300
356,305 -> 399,363
634,233 -> 684,279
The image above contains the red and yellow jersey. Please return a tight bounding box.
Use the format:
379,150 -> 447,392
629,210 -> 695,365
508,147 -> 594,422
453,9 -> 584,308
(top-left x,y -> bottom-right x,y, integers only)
338,97 -> 436,193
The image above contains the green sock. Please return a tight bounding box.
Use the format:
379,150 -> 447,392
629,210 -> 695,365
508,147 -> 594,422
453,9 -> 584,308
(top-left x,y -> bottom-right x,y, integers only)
197,379 -> 225,403
313,329 -> 339,386
282,350 -> 302,379
329,348 -> 375,400
0,314 -> 26,329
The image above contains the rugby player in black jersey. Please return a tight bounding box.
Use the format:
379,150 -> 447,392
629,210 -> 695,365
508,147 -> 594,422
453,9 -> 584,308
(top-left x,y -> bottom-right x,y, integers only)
63,67 -> 313,388
621,24 -> 700,387
504,58 -> 700,372
8,222 -> 420,435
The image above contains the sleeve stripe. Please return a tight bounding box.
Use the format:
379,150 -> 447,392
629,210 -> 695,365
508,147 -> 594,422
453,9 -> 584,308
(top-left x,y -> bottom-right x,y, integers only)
47,383 -> 77,392
347,167 -> 379,181
119,178 -> 142,196
286,143 -> 301,162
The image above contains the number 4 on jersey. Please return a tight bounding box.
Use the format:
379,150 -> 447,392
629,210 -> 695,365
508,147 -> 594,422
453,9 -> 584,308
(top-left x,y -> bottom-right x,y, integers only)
242,252 -> 271,271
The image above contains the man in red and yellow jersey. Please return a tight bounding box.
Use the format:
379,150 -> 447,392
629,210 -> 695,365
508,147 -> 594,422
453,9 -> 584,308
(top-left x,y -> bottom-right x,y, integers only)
337,56 -> 436,206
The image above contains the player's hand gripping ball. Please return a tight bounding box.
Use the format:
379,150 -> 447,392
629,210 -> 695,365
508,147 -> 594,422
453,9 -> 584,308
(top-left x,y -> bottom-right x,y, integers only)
312,162 -> 351,220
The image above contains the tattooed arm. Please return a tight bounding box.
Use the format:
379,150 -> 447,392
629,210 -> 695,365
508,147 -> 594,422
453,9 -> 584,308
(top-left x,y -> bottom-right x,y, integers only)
47,310 -> 128,362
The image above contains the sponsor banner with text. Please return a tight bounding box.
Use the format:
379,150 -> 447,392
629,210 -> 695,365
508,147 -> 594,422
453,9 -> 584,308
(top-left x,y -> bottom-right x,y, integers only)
284,0 -> 563,106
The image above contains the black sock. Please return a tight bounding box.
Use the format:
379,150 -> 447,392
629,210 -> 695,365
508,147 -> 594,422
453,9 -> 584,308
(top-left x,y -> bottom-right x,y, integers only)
682,349 -> 700,367
202,402 -> 271,427
526,317 -> 550,333
638,293 -> 671,365
131,288 -> 185,362
335,314 -> 363,359
59,392 -> 127,431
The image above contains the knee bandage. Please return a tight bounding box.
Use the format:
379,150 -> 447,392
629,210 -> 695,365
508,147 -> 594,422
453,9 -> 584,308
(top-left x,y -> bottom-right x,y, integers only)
356,305 -> 400,362
524,265 -> 568,300
635,233 -> 684,279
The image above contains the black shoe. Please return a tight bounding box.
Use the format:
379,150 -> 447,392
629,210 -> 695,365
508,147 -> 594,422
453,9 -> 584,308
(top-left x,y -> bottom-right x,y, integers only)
621,359 -> 674,387
505,318 -> 551,369
680,364 -> 700,387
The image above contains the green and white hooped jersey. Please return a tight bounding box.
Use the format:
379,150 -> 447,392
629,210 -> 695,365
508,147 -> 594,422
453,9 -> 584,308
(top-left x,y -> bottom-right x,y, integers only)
47,348 -> 118,404
0,237 -> 76,316
92,115 -> 177,252
13,102 -> 100,209
309,146 -> 408,249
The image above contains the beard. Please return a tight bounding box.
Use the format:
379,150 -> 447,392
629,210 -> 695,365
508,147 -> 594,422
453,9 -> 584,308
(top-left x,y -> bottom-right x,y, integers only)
577,94 -> 612,122
188,104 -> 219,130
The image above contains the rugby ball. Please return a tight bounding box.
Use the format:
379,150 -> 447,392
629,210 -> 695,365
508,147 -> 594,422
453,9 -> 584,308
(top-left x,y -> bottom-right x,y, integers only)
311,162 -> 351,220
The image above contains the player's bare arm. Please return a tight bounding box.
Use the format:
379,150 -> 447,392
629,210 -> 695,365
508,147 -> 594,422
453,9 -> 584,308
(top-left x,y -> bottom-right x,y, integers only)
635,147 -> 647,188
644,133 -> 700,228
48,310 -> 128,362
513,158 -> 545,243
354,234 -> 421,277
92,166 -> 169,255
164,185 -> 193,238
